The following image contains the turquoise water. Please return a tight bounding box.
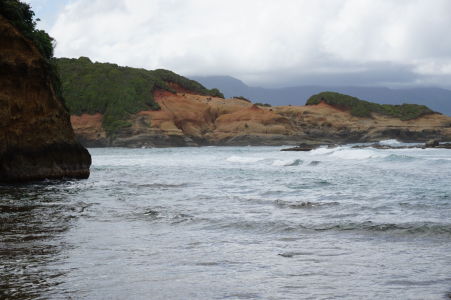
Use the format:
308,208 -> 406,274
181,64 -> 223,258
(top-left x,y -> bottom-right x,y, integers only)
1,142 -> 451,299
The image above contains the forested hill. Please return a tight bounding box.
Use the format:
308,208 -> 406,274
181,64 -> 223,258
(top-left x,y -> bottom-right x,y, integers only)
55,57 -> 224,134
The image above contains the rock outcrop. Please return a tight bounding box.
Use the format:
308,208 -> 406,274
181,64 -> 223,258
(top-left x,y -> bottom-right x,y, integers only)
0,15 -> 91,182
70,88 -> 451,147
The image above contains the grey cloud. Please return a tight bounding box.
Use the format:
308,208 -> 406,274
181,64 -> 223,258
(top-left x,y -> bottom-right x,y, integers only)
48,0 -> 451,89
244,62 -> 419,88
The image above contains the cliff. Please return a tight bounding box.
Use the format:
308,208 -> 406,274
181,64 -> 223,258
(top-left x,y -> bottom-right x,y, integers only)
55,58 -> 451,147
0,12 -> 91,182
69,87 -> 451,147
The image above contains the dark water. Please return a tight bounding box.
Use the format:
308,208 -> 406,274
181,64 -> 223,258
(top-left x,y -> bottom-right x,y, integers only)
1,144 -> 451,299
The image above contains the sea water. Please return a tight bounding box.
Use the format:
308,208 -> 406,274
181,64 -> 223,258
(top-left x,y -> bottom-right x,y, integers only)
1,142 -> 451,299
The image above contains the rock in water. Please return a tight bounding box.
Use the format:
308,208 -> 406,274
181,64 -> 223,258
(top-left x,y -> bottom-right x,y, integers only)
0,15 -> 91,182
281,143 -> 317,151
425,139 -> 439,148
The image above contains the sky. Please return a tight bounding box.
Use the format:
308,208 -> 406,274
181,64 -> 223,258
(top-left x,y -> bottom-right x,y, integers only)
26,0 -> 451,89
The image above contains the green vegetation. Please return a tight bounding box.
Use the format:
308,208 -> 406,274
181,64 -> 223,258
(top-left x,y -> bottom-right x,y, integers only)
1,0 -> 64,105
0,0 -> 54,59
233,96 -> 251,102
153,69 -> 224,98
255,102 -> 272,107
306,91 -> 436,120
56,57 -> 224,135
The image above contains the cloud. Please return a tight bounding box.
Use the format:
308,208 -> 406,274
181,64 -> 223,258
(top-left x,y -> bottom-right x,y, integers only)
50,0 -> 451,88
25,0 -> 72,31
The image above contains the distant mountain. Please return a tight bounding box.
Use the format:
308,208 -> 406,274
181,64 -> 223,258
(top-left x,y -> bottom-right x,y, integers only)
190,76 -> 451,116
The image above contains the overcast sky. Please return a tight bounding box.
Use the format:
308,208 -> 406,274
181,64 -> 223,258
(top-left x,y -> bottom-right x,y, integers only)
27,0 -> 451,89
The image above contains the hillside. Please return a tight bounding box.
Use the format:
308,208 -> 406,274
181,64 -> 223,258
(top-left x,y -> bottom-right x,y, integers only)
191,76 -> 451,116
58,60 -> 451,147
56,57 -> 223,135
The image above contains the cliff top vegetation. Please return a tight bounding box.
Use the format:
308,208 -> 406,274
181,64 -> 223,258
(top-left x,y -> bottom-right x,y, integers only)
0,0 -> 54,59
306,91 -> 436,120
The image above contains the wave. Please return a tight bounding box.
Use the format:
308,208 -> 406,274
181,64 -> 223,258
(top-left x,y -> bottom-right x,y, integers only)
136,183 -> 189,189
383,154 -> 451,164
272,159 -> 303,166
226,156 -> 266,163
226,147 -> 428,165
309,147 -> 336,155
383,154 -> 417,162
309,146 -> 387,160
329,148 -> 386,160
274,200 -> 339,209
134,207 -> 194,224
378,139 -> 421,147
203,217 -> 451,237
227,156 -> 304,167
309,146 -> 430,161
299,221 -> 451,236
378,139 -> 403,146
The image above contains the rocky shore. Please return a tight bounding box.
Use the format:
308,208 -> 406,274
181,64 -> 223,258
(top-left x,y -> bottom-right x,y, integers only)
281,139 -> 451,152
352,140 -> 451,150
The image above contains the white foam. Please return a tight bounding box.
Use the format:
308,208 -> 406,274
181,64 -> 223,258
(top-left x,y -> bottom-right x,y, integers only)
309,147 -> 336,156
226,156 -> 265,163
330,149 -> 386,160
309,145 -> 389,160
378,139 -> 402,146
272,159 -> 303,166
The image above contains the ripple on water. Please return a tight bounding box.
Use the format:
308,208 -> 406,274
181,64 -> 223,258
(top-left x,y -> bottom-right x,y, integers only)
274,199 -> 339,209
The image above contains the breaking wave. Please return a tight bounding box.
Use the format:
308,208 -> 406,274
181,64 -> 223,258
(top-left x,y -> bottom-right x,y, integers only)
226,156 -> 266,163
272,159 -> 303,166
310,146 -> 387,160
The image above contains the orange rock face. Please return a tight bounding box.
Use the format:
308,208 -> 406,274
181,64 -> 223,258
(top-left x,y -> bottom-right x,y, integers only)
214,104 -> 294,138
70,113 -> 107,146
70,85 -> 451,147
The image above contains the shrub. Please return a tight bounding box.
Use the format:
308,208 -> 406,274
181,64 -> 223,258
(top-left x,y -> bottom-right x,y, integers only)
233,96 -> 251,102
255,102 -> 272,107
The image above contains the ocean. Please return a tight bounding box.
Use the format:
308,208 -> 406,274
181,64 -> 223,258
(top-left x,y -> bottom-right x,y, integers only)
1,141 -> 451,299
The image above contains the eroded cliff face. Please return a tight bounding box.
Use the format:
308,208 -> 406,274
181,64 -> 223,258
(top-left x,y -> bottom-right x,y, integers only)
70,85 -> 451,147
0,16 -> 91,182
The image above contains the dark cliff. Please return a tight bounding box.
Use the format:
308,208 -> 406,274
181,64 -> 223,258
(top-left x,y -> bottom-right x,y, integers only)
0,13 -> 91,182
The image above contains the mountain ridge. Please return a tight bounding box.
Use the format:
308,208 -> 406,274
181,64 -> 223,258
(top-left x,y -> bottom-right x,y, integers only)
190,75 -> 451,116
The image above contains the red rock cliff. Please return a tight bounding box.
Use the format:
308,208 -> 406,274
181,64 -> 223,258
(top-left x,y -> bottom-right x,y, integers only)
0,15 -> 91,182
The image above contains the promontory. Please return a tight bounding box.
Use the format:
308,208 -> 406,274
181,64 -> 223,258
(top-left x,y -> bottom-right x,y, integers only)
56,57 -> 451,147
